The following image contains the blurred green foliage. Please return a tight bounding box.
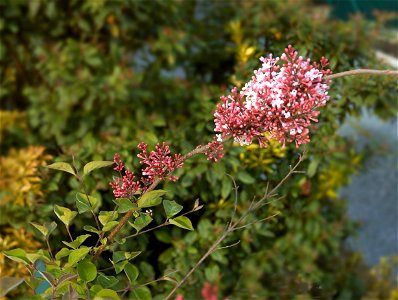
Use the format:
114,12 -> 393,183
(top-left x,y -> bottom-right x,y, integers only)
1,0 -> 397,298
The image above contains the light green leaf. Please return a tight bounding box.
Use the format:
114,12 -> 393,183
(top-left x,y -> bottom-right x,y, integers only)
124,263 -> 139,283
128,214 -> 152,232
30,222 -> 48,237
95,288 -> 121,300
83,161 -> 113,177
62,234 -> 91,249
169,216 -> 194,231
30,222 -> 57,238
116,198 -> 138,213
98,211 -> 118,226
3,249 -> 30,265
102,221 -> 119,232
77,259 -> 97,282
47,162 -> 76,176
55,248 -> 71,260
0,276 -> 24,297
75,193 -> 98,213
68,247 -> 92,266
112,260 -> 128,274
83,225 -> 101,234
163,200 -> 183,219
137,190 -> 167,208
54,205 -> 77,227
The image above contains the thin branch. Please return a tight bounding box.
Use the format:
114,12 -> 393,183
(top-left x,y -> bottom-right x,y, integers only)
123,222 -> 169,240
66,226 -> 74,242
325,69 -> 398,80
91,139 -> 225,261
217,240 -> 240,250
164,154 -> 305,300
226,173 -> 239,228
231,212 -> 280,231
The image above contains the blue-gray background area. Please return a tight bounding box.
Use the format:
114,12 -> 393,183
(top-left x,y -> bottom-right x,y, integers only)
339,109 -> 398,272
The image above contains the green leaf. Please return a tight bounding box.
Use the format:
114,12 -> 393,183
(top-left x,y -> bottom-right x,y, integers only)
137,190 -> 167,208
163,200 -> 183,219
30,222 -> 57,238
124,263 -> 139,283
307,156 -> 321,178
47,162 -> 76,176
113,260 -> 128,274
116,198 -> 139,213
0,276 -> 25,297
83,225 -> 101,234
75,193 -> 98,213
55,248 -> 71,260
62,234 -> 91,249
221,176 -> 232,199
129,286 -> 151,300
129,214 -> 153,232
95,289 -> 121,300
25,250 -> 51,263
96,274 -> 119,289
112,251 -> 141,264
67,247 -> 92,266
237,171 -> 255,184
169,216 -> 194,231
57,273 -> 78,286
98,211 -> 118,226
83,161 -> 113,177
77,259 -> 97,282
54,205 -> 77,227
102,221 -> 119,232
3,249 -> 30,264
30,222 -> 48,237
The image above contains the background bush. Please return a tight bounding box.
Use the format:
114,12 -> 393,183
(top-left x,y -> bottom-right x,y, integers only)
1,0 -> 397,298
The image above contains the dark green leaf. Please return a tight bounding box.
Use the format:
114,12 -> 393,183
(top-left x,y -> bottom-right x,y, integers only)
129,214 -> 153,232
124,263 -> 139,283
163,200 -> 183,219
116,198 -> 138,213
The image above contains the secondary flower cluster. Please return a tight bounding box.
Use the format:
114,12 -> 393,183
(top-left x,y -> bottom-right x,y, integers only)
110,143 -> 183,199
214,45 -> 332,147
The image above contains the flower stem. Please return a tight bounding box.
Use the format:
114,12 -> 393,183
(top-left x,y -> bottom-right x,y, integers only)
325,69 -> 398,80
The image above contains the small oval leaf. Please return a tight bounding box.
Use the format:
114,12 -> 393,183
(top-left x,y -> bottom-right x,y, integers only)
83,161 -> 114,176
47,162 -> 76,176
169,216 -> 194,231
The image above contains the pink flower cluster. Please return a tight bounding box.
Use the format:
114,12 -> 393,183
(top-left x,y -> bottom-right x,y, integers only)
214,45 -> 332,147
110,143 -> 183,199
205,138 -> 224,162
175,282 -> 223,300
